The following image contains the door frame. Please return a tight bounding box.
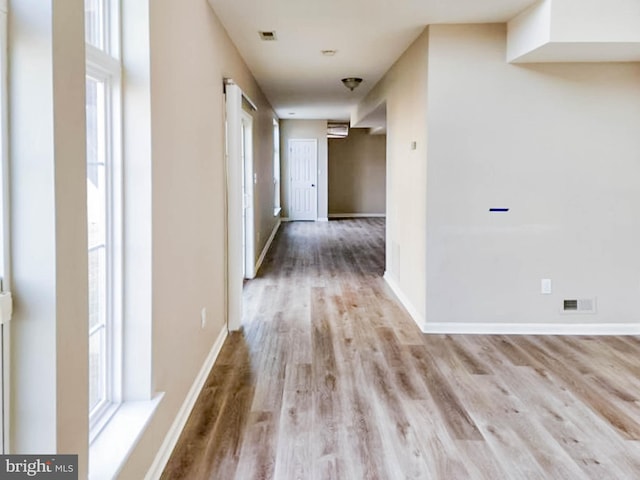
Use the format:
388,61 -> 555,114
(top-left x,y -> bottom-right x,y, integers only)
224,80 -> 257,332
241,110 -> 255,279
288,138 -> 318,221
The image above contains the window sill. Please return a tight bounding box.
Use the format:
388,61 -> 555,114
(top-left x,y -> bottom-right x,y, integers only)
89,393 -> 164,480
273,207 -> 282,217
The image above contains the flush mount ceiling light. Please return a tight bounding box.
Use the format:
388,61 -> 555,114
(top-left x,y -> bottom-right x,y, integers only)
258,31 -> 277,41
341,77 -> 363,91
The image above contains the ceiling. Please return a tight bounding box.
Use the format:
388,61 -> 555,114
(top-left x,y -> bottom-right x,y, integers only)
207,0 -> 538,121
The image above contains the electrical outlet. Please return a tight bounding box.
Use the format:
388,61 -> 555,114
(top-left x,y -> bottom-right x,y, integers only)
201,307 -> 207,328
541,279 -> 552,295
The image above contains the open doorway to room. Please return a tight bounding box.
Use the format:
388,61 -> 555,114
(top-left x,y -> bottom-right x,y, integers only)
327,126 -> 386,221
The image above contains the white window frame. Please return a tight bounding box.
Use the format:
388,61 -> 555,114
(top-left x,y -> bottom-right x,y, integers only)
85,0 -> 123,442
0,0 -> 10,455
273,118 -> 281,216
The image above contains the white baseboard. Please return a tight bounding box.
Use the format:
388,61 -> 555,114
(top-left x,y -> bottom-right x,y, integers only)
317,217 -> 329,222
145,327 -> 228,480
383,272 -> 640,336
255,219 -> 281,275
328,213 -> 386,218
383,272 -> 425,332
422,322 -> 640,335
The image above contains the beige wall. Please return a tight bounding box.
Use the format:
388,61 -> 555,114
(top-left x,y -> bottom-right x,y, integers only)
426,24 -> 640,327
354,28 -> 430,323
280,119 -> 328,220
328,129 -> 386,215
7,0 -> 276,476
117,0 -> 278,477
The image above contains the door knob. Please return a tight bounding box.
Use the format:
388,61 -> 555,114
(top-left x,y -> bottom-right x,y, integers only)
311,184 -> 316,187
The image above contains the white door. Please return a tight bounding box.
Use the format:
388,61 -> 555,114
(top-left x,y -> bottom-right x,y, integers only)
289,139 -> 318,221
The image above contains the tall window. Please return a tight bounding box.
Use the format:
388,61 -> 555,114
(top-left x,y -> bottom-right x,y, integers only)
273,119 -> 281,216
0,0 -> 9,454
84,0 -> 122,437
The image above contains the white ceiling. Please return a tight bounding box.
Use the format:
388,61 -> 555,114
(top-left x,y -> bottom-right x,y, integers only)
207,0 -> 538,121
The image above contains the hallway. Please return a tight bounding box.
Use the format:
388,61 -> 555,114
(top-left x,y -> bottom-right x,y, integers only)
162,219 -> 640,480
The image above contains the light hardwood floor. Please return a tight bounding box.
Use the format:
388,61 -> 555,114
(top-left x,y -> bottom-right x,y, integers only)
162,218 -> 640,479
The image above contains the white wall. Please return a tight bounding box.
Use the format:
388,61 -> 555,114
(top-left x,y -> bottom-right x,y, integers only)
507,0 -> 640,63
353,29 -> 429,325
280,119 -> 328,220
9,0 -> 89,476
551,0 -> 640,42
426,23 -> 640,327
507,0 -> 551,62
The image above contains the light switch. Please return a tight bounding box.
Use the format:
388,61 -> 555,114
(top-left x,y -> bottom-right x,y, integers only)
541,279 -> 552,295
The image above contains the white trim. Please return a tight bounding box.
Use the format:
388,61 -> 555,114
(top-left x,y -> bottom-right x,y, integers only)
225,83 -> 244,332
241,111 -> 255,280
86,43 -> 124,435
86,44 -> 121,78
144,327 -> 228,480
328,213 -> 386,219
223,78 -> 257,111
89,394 -> 163,480
421,322 -> 640,336
255,219 -> 281,275
384,272 -> 640,336
317,217 -> 329,222
383,272 -> 425,331
0,4 -> 9,453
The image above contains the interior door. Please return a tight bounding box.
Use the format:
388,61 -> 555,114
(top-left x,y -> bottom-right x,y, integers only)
288,139 -> 317,221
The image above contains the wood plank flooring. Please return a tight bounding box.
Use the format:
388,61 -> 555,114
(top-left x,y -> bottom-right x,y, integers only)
162,218 -> 640,479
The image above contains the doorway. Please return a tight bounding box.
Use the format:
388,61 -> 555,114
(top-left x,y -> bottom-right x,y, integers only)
288,139 -> 318,221
224,80 -> 259,331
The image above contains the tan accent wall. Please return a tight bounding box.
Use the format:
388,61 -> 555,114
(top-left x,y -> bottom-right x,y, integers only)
328,129 -> 386,216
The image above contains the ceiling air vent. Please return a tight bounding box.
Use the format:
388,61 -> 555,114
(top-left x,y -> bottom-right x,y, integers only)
563,298 -> 596,314
328,123 -> 349,139
259,31 -> 277,41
